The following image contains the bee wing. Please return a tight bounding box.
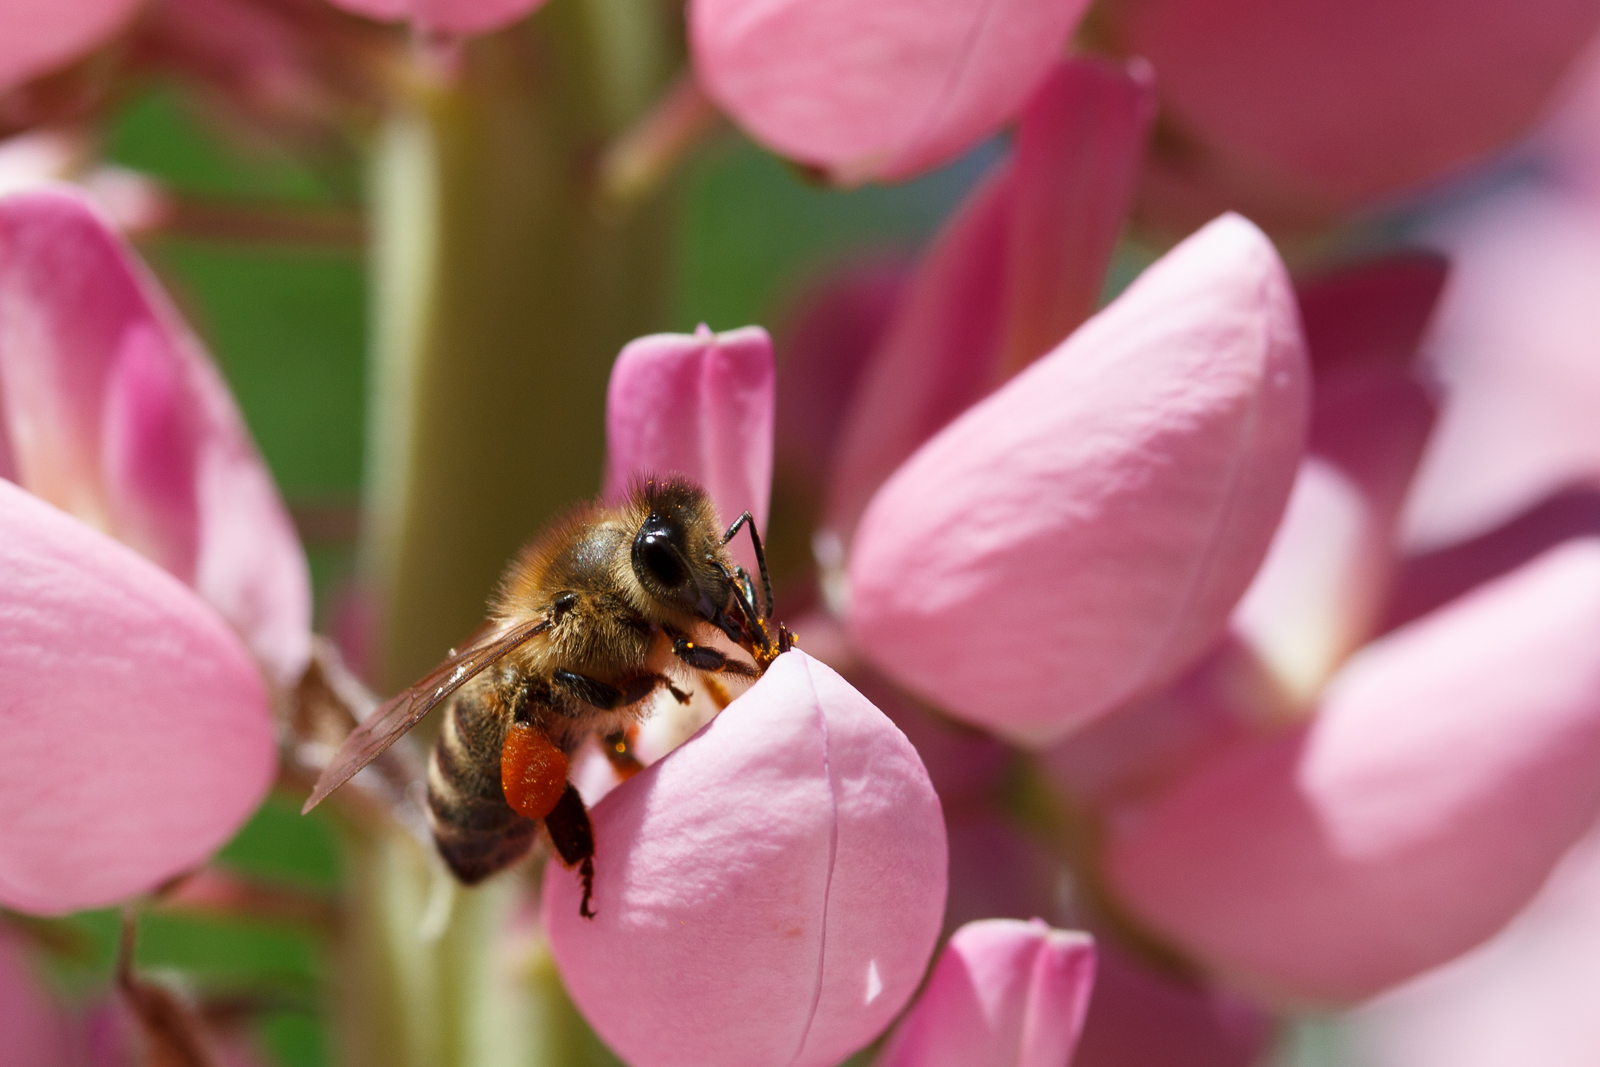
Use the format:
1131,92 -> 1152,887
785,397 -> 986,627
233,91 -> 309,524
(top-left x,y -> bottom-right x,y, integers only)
301,616 -> 551,813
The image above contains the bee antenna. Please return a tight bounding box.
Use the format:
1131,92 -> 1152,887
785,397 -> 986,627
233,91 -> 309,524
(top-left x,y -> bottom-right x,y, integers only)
721,511 -> 774,618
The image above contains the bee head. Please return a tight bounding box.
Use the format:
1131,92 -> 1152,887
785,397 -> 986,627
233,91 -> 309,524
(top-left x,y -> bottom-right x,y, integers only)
630,478 -> 732,624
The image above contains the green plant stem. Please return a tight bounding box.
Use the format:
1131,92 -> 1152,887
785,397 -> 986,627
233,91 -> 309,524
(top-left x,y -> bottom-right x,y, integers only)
363,0 -> 678,695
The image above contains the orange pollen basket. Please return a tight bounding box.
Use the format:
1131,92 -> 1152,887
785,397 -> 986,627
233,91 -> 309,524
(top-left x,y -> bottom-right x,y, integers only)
501,724 -> 570,820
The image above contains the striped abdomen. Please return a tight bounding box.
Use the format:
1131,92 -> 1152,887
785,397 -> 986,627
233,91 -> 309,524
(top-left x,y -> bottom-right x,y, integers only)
425,685 -> 537,884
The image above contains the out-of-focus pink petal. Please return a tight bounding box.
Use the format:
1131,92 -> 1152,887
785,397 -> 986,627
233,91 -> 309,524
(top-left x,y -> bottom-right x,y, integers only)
775,262 -> 907,498
689,0 -> 1089,183
1386,486 -> 1600,632
1403,188 -> 1600,551
1118,0 -> 1600,228
1105,539 -> 1600,1004
322,0 -> 546,36
1347,822 -> 1600,1067
0,481 -> 275,915
824,59 -> 1155,546
944,814 -> 1063,936
848,214 -> 1308,746
604,325 -> 774,573
0,188 -> 310,686
0,132 -> 170,234
1073,943 -> 1270,1067
1297,253 -> 1449,379
0,933 -> 71,1067
544,651 -> 946,1067
877,918 -> 1094,1067
995,59 -> 1155,380
0,0 -> 142,92
1232,372 -> 1435,702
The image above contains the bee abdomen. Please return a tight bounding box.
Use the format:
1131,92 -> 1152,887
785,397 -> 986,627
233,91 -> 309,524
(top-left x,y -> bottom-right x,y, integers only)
426,691 -> 536,885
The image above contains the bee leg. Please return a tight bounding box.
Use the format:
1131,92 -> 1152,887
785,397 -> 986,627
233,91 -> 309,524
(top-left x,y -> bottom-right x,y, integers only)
553,669 -> 665,711
600,729 -> 644,778
721,511 -> 774,618
543,783 -> 596,919
667,629 -> 758,679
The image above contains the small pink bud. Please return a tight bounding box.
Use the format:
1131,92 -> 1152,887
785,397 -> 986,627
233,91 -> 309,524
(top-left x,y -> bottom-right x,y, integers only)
604,325 -> 775,574
877,919 -> 1095,1067
543,651 -> 947,1067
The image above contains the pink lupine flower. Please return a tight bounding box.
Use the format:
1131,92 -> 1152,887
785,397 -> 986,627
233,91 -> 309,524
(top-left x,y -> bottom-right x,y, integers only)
1047,255 -> 1600,1005
1347,821 -> 1600,1067
543,651 -> 948,1067
0,0 -> 142,93
824,58 -> 1155,544
1113,0 -> 1600,231
848,213 -> 1308,746
0,188 -> 304,913
1105,538 -> 1600,1004
550,326 -> 947,1064
877,918 -> 1094,1067
689,0 -> 1096,183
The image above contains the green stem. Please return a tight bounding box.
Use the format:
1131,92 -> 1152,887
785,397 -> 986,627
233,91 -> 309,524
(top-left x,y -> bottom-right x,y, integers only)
342,1 -> 680,1062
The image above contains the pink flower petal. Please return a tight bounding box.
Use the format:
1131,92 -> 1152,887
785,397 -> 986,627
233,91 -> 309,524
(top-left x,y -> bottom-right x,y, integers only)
878,918 -> 1095,1067
322,0 -> 547,36
0,188 -> 310,686
1297,253 -> 1449,380
543,650 -> 947,1067
1403,188 -> 1600,551
847,214 -> 1309,746
825,59 -> 1155,545
994,59 -> 1156,380
1073,943 -> 1270,1067
604,325 -> 775,573
0,0 -> 142,92
1348,822 -> 1600,1067
1233,353 -> 1436,701
0,933 -> 71,1066
1105,538 -> 1600,1004
689,0 -> 1091,183
0,480 -> 275,915
1119,0 -> 1600,225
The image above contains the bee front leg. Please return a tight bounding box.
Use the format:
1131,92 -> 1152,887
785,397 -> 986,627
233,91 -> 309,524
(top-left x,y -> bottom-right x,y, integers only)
554,669 -> 675,711
667,629 -> 758,680
543,783 -> 596,919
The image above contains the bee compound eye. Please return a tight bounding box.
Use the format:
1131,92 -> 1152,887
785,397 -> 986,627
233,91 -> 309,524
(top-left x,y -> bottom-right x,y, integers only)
639,537 -> 688,589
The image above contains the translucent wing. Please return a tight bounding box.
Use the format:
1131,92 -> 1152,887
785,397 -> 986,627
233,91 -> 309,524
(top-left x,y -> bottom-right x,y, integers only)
302,616 -> 551,813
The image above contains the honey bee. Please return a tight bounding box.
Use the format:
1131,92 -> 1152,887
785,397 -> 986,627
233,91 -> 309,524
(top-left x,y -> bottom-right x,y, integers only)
303,477 -> 793,917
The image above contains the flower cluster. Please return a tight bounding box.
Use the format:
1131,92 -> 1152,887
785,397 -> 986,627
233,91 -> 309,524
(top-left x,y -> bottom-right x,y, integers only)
6,0 -> 1600,1064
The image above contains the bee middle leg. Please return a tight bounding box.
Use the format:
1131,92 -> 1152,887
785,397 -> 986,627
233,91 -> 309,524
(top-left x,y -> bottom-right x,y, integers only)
543,783 -> 597,919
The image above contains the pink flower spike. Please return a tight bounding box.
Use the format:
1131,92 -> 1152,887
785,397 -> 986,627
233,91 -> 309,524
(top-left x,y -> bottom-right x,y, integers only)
689,0 -> 1090,183
1105,538 -> 1600,1004
543,651 -> 947,1067
848,214 -> 1309,746
0,187 -> 310,686
0,481 -> 275,915
877,919 -> 1095,1067
0,0 -> 142,92
604,325 -> 775,571
321,0 -> 547,36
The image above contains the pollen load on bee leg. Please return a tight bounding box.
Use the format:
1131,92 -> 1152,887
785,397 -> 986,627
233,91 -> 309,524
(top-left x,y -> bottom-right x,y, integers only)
502,723 -> 570,820
426,688 -> 539,884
